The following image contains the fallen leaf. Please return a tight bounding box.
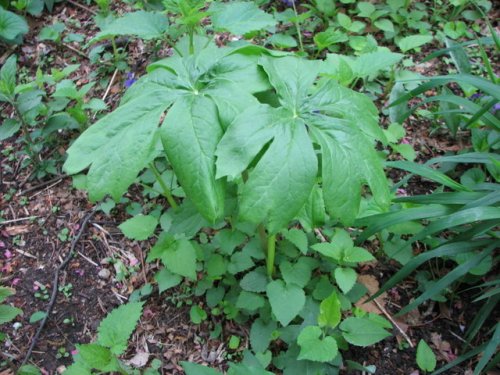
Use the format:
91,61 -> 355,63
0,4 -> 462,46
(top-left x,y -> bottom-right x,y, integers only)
430,332 -> 456,362
355,274 -> 387,314
126,352 -> 149,368
4,225 -> 29,236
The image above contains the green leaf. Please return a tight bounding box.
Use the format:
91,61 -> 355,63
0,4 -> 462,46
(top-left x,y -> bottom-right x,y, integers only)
154,236 -> 197,280
17,365 -> 42,375
397,34 -> 433,52
97,302 -> 143,355
63,76 -> 178,201
240,267 -> 268,293
0,55 -> 16,98
29,311 -> 47,324
154,268 -> 181,293
118,215 -> 158,240
416,339 -> 436,372
250,319 -> 277,353
266,280 -> 305,326
0,286 -> 15,303
318,291 -> 341,329
374,19 -> 394,32
340,317 -> 391,346
210,2 -> 276,35
212,229 -> 246,255
334,267 -> 357,293
0,7 -> 29,42
90,11 -> 168,43
297,326 -> 338,362
77,344 -> 113,370
280,258 -> 314,288
283,228 -> 308,254
190,305 -> 207,324
236,291 -> 265,311
161,95 -> 225,222
0,304 -> 22,324
181,362 -> 222,375
269,33 -> 297,48
343,247 -> 374,263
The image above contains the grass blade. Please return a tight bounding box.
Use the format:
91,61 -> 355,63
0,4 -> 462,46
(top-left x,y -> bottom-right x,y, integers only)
474,323 -> 500,375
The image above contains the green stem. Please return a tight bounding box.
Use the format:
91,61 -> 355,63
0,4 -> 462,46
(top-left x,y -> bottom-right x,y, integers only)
266,233 -> 276,278
111,37 -> 120,65
149,162 -> 179,210
292,1 -> 304,54
12,102 -> 39,169
258,224 -> 267,253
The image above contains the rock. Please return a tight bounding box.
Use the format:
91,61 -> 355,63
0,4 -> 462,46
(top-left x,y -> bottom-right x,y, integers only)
98,268 -> 111,279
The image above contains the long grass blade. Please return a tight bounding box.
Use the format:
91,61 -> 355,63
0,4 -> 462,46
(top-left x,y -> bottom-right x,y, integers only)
426,152 -> 500,166
431,343 -> 486,374
386,161 -> 470,191
474,323 -> 500,375
465,293 -> 500,342
394,192 -> 488,205
370,239 -> 493,300
396,246 -> 495,316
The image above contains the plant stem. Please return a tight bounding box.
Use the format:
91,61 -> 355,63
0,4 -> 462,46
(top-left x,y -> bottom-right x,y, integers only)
258,224 -> 267,252
111,37 -> 120,65
148,162 -> 178,210
266,233 -> 276,278
292,1 -> 304,54
12,102 -> 39,169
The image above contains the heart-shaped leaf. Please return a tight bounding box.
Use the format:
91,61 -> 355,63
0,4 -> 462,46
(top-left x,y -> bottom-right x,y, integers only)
266,280 -> 305,326
334,267 -> 357,293
297,326 -> 338,362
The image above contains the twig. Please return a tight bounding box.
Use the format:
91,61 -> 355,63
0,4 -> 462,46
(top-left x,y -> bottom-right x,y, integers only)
20,207 -> 97,367
14,249 -> 37,259
62,43 -> 89,60
372,298 -> 414,348
17,175 -> 65,196
92,68 -> 119,121
314,228 -> 328,242
66,0 -> 97,14
0,216 -> 37,225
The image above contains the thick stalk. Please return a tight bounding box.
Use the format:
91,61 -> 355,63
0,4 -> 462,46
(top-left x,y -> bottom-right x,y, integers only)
188,29 -> 195,55
148,163 -> 178,210
258,224 -> 267,253
266,233 -> 276,278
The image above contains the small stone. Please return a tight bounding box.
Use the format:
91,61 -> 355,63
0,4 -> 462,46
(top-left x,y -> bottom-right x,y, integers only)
98,268 -> 111,279
57,365 -> 67,374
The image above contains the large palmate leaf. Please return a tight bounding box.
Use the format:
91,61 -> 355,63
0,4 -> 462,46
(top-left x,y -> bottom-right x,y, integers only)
216,56 -> 389,232
64,37 -> 271,222
89,11 -> 169,44
210,1 -> 276,35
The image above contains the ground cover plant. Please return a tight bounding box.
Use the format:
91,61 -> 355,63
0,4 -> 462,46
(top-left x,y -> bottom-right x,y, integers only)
0,0 -> 499,374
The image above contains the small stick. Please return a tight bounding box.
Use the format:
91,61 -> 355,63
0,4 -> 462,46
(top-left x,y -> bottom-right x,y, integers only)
92,68 -> 119,121
66,0 -> 97,14
77,250 -> 99,267
62,43 -> 89,60
0,216 -> 37,225
17,176 -> 64,196
20,207 -> 97,367
314,228 -> 328,242
14,249 -> 37,259
29,178 -> 64,198
372,297 -> 414,348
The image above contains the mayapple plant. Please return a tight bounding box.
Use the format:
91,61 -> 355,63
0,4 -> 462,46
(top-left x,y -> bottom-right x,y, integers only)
64,33 -> 392,372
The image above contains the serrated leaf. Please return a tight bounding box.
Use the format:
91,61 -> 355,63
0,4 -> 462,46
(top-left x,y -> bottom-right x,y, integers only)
0,7 -> 29,42
0,286 -> 15,303
90,11 -> 168,44
374,19 -> 394,32
77,344 -> 113,370
416,339 -> 436,371
161,238 -> 197,280
161,95 -> 225,222
0,55 -> 16,98
343,247 -> 375,263
154,268 -> 181,293
97,302 -> 143,355
334,267 -> 357,294
297,326 -> 338,362
0,304 -> 22,324
318,292 -> 341,329
283,228 -> 308,254
118,215 -> 158,240
397,34 -> 433,52
340,317 -> 391,346
266,280 -> 305,326
280,258 -> 313,288
210,1 -> 276,35
250,319 -> 277,353
236,291 -> 265,311
240,267 -> 268,293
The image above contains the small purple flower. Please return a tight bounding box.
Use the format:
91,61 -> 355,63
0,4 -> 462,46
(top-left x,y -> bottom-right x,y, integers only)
470,92 -> 483,100
493,103 -> 500,113
281,0 -> 295,6
124,72 -> 137,89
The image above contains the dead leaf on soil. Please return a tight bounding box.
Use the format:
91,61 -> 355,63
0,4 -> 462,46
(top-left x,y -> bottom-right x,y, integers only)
125,352 -> 150,368
430,332 -> 456,362
355,274 -> 387,314
3,225 -> 30,236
